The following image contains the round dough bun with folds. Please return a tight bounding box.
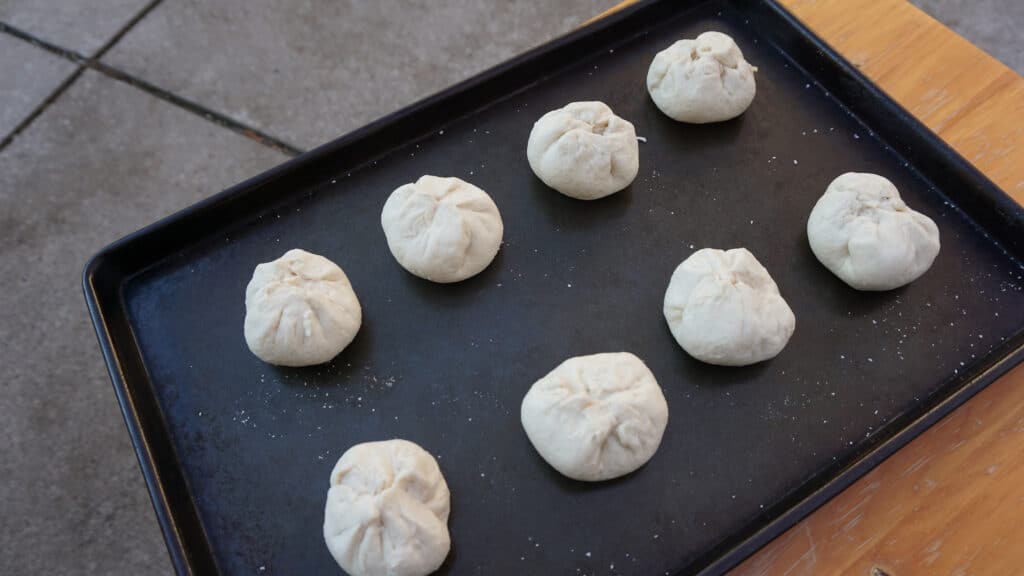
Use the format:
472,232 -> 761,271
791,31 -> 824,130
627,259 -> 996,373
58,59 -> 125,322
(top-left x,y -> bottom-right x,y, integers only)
807,172 -> 940,291
647,31 -> 757,123
381,175 -> 503,283
526,101 -> 639,200
244,248 -> 361,367
323,439 -> 451,576
663,248 -> 795,366
520,352 -> 668,482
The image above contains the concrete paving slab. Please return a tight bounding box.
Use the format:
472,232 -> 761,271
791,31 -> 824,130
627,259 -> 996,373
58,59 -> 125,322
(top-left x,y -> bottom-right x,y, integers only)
0,0 -> 151,56
104,0 -> 615,150
0,69 -> 286,575
0,34 -> 77,139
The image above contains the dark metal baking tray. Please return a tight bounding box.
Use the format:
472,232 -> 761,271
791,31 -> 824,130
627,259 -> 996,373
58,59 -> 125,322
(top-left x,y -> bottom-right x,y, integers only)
83,0 -> 1024,574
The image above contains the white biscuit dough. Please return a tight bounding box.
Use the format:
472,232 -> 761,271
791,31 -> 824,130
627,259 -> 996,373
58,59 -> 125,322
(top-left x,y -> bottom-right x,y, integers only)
526,101 -> 640,200
663,248 -> 795,366
807,172 -> 940,291
520,352 -> 668,482
323,439 -> 451,576
647,31 -> 757,123
381,175 -> 503,283
244,249 -> 361,367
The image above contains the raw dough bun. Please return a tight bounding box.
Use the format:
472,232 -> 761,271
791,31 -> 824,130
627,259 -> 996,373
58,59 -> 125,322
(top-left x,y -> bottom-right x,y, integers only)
244,249 -> 361,367
381,175 -> 503,283
647,31 -> 757,123
663,248 -> 794,366
323,439 -> 451,576
526,101 -> 639,200
807,172 -> 941,290
520,352 -> 668,481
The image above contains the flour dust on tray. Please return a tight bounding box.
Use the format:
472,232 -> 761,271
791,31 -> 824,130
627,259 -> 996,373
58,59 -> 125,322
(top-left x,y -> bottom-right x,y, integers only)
381,175 -> 503,283
243,249 -> 362,367
663,248 -> 795,366
323,439 -> 451,576
520,352 -> 668,481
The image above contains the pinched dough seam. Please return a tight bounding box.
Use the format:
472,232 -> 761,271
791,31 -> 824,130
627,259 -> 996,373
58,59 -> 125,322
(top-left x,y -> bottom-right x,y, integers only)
545,130 -> 626,180
255,283 -> 359,346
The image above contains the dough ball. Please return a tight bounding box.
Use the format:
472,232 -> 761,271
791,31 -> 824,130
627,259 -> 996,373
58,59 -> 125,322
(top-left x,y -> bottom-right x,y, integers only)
520,352 -> 668,481
381,175 -> 503,283
647,31 -> 757,123
807,172 -> 940,291
323,439 -> 451,576
244,249 -> 361,367
526,101 -> 639,200
663,248 -> 794,366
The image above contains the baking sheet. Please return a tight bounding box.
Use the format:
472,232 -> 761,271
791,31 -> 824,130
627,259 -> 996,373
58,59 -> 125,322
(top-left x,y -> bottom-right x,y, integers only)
85,0 -> 1024,574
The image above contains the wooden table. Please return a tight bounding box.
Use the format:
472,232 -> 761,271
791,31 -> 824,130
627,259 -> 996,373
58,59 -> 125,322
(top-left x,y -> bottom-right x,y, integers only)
594,1 -> 1024,573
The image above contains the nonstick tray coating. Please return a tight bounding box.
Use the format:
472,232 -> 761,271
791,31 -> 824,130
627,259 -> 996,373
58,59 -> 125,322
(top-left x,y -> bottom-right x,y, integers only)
85,1 -> 1024,574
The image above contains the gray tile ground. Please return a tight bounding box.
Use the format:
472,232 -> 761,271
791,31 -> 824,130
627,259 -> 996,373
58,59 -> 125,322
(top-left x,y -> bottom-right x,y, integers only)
0,0 -> 151,56
0,32 -> 76,138
0,69 -> 286,575
911,0 -> 1024,74
104,0 -> 615,150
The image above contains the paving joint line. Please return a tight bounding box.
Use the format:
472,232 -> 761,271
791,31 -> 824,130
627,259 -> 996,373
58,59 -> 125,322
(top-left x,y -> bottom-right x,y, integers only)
92,0 -> 165,61
0,67 -> 86,151
91,61 -> 304,156
0,12 -> 303,156
0,21 -> 87,63
0,20 -> 87,151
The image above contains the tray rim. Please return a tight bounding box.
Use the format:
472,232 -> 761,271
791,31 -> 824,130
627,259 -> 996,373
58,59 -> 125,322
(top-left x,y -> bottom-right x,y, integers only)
82,0 -> 1024,574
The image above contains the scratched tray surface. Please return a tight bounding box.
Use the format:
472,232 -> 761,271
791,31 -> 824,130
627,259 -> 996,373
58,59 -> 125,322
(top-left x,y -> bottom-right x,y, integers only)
110,2 -> 1024,575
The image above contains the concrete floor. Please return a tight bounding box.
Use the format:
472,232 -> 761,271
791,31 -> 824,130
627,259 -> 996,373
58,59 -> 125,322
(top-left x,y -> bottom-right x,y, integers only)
0,0 -> 1020,574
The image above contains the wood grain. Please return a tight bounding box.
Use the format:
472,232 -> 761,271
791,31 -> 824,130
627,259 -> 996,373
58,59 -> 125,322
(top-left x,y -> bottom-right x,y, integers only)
592,1 -> 1024,573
